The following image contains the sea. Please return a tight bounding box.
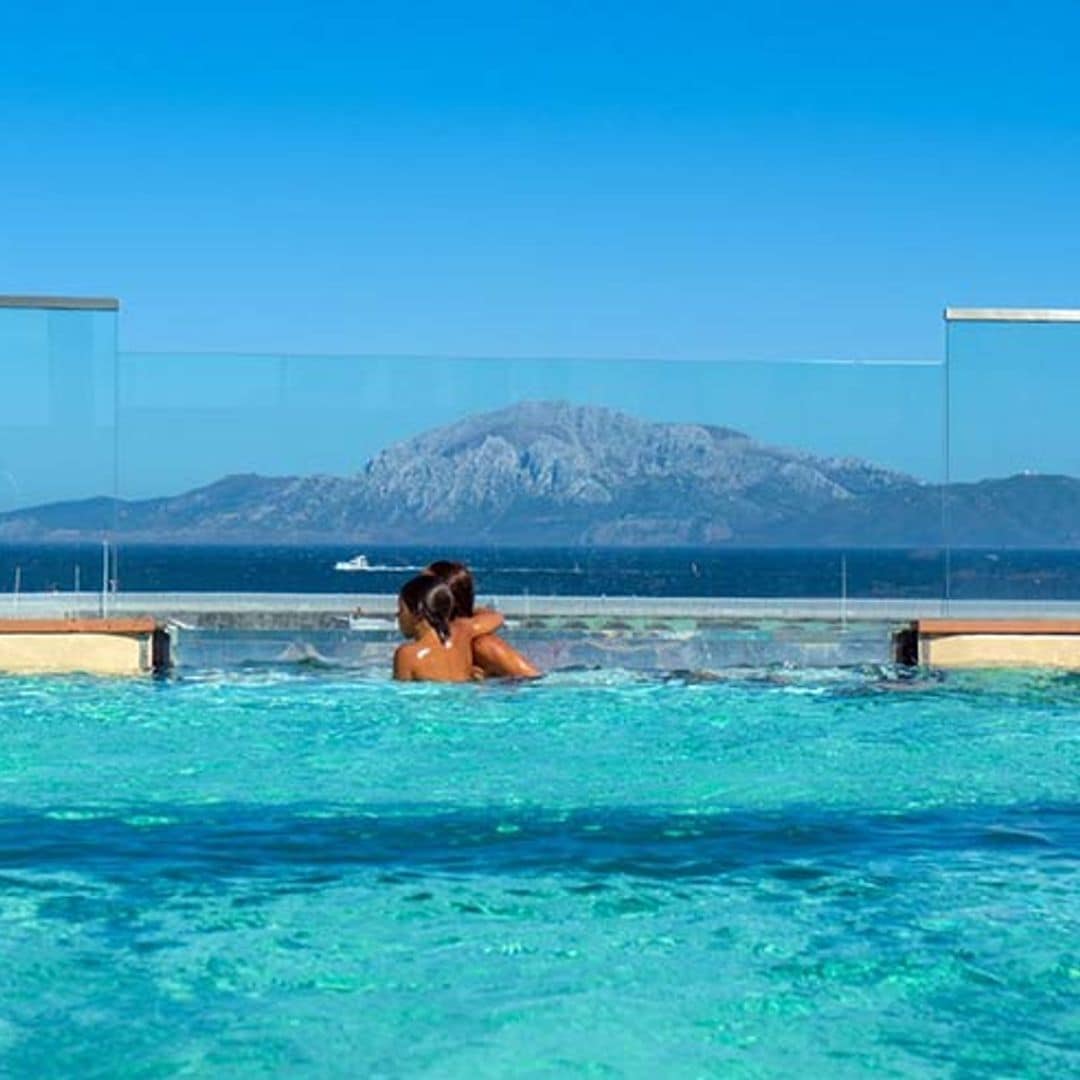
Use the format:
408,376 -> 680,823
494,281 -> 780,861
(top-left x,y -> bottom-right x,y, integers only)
1,543 -> 1080,600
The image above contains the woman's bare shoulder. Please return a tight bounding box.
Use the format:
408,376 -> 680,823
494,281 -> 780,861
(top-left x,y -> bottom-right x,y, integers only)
393,641 -> 418,680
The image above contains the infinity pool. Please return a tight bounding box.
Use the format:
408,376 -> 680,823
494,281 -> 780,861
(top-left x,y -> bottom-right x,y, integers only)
0,666 -> 1076,1076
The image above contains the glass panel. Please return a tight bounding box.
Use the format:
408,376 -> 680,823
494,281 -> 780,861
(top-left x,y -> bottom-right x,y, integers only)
946,318 -> 1080,603
110,350 -> 945,604
0,303 -> 117,607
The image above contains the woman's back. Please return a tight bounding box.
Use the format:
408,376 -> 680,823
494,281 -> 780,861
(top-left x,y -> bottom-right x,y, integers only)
394,622 -> 477,682
393,606 -> 505,683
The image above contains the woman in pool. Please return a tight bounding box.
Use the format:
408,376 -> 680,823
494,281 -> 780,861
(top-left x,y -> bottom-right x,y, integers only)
393,574 -> 505,682
425,560 -> 541,678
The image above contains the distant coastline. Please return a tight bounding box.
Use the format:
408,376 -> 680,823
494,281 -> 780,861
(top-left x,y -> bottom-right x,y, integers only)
1,401 -> 1078,548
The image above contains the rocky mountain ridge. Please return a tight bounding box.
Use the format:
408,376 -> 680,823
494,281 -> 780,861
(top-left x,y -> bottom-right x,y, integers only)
0,401 -> 1076,547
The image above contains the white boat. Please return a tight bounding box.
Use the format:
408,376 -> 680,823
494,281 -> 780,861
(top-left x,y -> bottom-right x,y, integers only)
334,554 -> 372,572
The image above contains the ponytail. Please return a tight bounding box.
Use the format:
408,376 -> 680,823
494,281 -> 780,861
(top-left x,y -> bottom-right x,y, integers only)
399,575 -> 455,644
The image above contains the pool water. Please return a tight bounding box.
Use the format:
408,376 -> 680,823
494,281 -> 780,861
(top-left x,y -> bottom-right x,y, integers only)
0,666 -> 1077,1076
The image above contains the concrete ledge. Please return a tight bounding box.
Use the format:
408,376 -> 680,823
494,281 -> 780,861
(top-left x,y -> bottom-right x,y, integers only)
0,618 -> 169,675
896,618 -> 1080,669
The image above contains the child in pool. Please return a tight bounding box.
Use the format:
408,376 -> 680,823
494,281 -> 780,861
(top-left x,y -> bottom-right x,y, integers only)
393,574 -> 505,682
425,560 -> 541,678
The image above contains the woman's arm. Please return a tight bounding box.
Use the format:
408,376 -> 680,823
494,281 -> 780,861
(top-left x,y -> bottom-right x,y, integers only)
467,608 -> 505,637
473,634 -> 541,678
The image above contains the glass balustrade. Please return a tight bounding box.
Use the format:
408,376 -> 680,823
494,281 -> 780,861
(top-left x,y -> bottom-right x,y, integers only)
105,348 -> 945,605
0,298 -> 118,609
945,311 -> 1080,606
0,294 -> 953,612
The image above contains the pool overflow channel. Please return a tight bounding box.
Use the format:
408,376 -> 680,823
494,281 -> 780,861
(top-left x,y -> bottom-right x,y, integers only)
2,599 -> 1080,674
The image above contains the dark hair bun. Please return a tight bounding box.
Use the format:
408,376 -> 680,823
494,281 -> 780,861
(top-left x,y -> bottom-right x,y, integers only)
425,560 -> 475,618
399,575 -> 456,644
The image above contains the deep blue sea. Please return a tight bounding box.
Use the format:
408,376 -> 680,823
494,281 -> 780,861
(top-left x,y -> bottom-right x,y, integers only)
3,543 -> 1080,600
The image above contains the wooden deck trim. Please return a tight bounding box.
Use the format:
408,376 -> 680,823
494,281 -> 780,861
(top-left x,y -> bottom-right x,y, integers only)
916,619 -> 1080,636
0,618 -> 159,635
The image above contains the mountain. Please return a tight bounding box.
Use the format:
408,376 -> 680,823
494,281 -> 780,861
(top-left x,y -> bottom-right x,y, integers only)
354,401 -> 915,545
0,401 -> 1077,546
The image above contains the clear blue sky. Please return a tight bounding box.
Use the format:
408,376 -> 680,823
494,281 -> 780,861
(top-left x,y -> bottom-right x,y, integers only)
4,0 -> 1079,359
1,2 -> 1079,502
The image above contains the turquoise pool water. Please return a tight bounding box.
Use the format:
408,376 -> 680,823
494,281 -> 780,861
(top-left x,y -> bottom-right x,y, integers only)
0,665 -> 1077,1076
